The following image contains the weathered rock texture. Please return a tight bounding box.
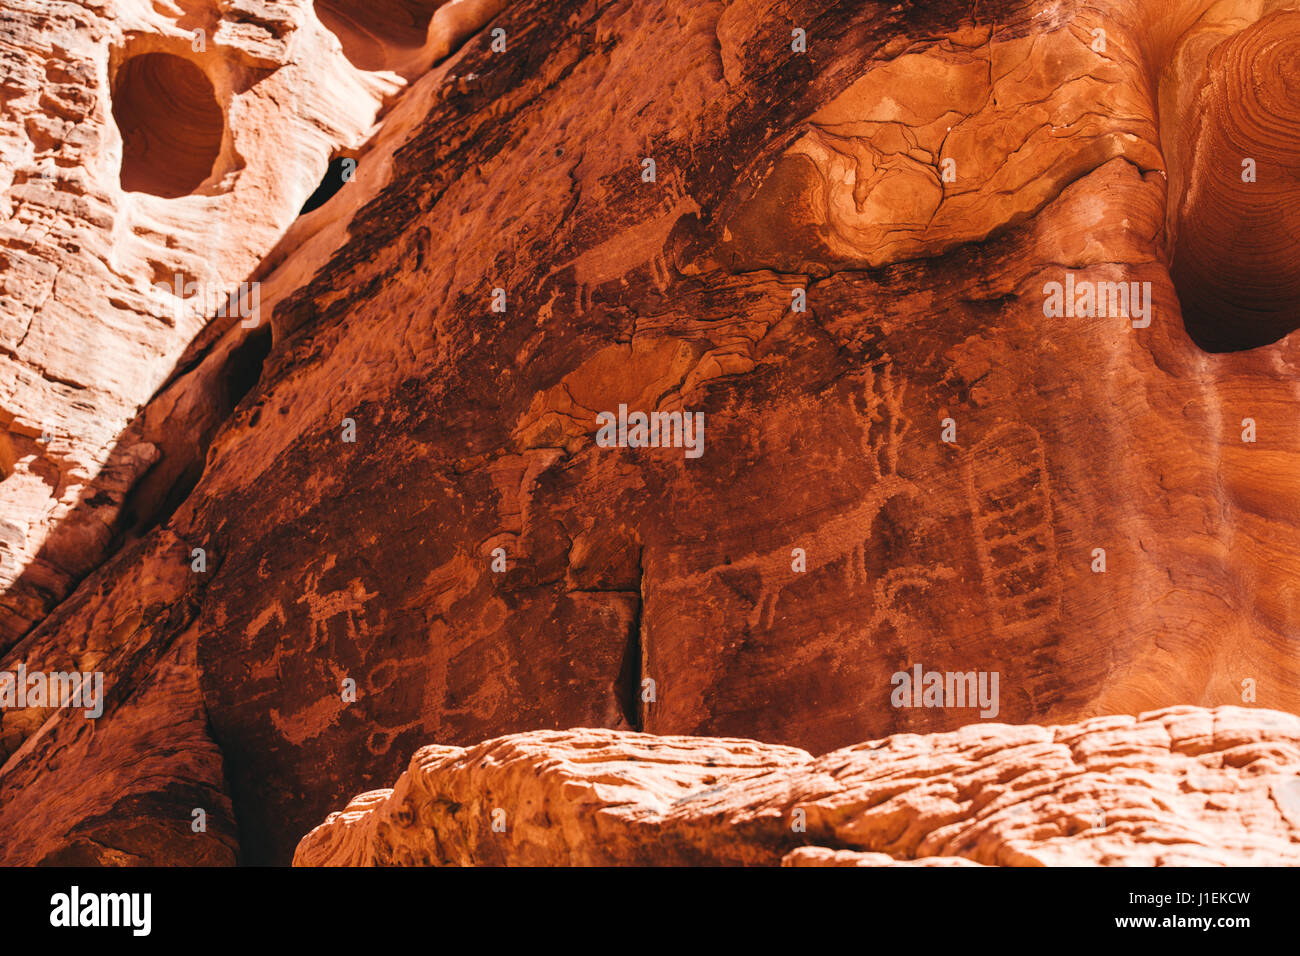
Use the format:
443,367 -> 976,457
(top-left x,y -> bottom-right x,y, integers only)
1166,10 -> 1300,351
0,0 -> 389,648
295,707 -> 1300,866
1,0 -> 1299,866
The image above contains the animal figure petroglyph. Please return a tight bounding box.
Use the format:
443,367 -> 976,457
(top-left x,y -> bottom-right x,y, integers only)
295,563 -> 380,652
676,359 -> 955,633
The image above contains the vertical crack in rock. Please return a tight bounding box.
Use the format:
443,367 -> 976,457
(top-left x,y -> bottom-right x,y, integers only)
616,547 -> 646,732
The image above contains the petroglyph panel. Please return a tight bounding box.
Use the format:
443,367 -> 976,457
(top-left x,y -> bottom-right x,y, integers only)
965,422 -> 1063,636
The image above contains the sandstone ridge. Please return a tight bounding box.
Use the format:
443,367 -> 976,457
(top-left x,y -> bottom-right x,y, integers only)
295,707 -> 1300,866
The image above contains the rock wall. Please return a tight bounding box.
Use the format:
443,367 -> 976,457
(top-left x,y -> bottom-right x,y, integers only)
1,0 -> 1298,865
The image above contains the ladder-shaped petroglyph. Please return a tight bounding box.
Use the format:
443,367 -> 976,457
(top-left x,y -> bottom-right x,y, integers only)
964,421 -> 1063,636
675,359 -> 953,632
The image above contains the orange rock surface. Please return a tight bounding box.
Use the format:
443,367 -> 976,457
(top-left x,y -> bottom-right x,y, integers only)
0,0 -> 1298,865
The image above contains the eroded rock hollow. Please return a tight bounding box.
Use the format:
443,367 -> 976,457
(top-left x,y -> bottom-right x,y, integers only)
0,0 -> 1298,866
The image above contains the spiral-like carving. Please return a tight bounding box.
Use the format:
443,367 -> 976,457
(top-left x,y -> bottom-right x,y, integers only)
1170,11 -> 1300,352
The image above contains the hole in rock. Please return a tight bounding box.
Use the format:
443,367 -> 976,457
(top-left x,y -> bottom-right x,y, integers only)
315,0 -> 444,72
222,326 -> 273,409
112,53 -> 224,198
300,156 -> 356,214
1173,215 -> 1300,353
1167,11 -> 1300,352
0,431 -> 14,479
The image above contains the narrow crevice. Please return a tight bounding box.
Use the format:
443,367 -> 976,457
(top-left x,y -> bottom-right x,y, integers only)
615,547 -> 645,731
300,156 -> 355,215
221,325 -> 273,407
118,326 -> 272,542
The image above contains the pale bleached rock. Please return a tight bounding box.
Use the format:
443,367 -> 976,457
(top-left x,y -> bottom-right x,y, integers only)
295,707 -> 1300,866
0,0 -> 386,647
780,848 -> 983,866
0,0 -> 511,648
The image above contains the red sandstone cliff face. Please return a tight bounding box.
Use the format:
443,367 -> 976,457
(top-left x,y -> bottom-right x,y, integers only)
0,0 -> 1298,865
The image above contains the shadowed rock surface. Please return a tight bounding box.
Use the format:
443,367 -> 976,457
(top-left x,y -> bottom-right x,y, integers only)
1,0 -> 1299,866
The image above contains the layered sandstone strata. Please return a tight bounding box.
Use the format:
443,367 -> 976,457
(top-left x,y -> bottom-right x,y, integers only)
1,0 -> 1299,866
